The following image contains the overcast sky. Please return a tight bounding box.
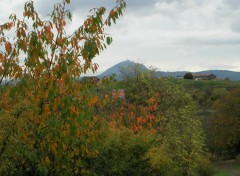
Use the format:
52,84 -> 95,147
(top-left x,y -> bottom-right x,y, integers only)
1,0 -> 240,73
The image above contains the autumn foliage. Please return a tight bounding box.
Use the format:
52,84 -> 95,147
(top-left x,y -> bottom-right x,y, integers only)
0,0 -> 126,175
0,0 -> 217,175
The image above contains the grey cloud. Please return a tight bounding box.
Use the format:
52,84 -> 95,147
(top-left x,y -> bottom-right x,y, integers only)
35,0 -> 158,15
125,0 -> 157,8
223,0 -> 240,10
67,0 -> 158,9
35,0 -> 117,16
201,63 -> 240,71
180,37 -> 240,46
230,21 -> 240,33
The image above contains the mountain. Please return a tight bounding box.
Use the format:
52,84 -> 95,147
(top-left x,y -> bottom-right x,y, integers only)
98,60 -> 148,80
155,71 -> 187,78
98,60 -> 240,81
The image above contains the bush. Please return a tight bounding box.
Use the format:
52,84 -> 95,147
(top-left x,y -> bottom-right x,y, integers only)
145,145 -> 177,176
86,128 -> 156,176
184,72 -> 194,79
196,155 -> 216,176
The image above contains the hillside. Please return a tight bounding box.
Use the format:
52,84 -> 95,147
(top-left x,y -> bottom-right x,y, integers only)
98,60 -> 148,79
98,60 -> 240,81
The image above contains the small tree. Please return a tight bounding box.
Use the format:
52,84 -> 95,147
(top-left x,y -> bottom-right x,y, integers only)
207,90 -> 240,158
0,0 -> 126,175
184,72 -> 193,79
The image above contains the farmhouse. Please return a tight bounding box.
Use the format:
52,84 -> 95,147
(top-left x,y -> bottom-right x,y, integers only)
193,74 -> 216,80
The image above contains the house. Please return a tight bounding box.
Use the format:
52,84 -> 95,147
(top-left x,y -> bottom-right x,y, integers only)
193,74 -> 216,80
112,89 -> 125,99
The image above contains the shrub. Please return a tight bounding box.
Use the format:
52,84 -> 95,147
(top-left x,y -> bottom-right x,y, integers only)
86,128 -> 156,176
145,145 -> 177,176
184,72 -> 194,79
196,155 -> 216,176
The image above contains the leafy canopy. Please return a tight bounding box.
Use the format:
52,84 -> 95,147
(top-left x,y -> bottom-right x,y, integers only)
0,0 -> 126,175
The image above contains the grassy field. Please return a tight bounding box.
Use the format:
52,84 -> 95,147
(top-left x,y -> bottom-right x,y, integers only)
180,79 -> 240,90
104,78 -> 240,91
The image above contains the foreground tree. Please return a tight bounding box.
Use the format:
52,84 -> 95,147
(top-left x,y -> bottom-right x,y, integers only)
0,0 -> 126,175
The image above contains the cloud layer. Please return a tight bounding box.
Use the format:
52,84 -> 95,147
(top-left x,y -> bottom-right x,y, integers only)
0,0 -> 240,72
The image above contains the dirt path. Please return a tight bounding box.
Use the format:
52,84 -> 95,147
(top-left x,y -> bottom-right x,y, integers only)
215,160 -> 240,176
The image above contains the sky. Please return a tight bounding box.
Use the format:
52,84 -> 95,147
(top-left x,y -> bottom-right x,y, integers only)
0,0 -> 240,73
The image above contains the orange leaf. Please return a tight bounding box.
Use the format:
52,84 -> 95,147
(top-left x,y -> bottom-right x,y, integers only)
70,104 -> 76,113
34,117 -> 41,125
137,117 -> 143,125
23,134 -> 28,141
88,96 -> 98,107
56,38 -> 62,45
7,22 -> 13,29
46,25 -> 51,32
110,10 -> 115,17
5,42 -> 12,53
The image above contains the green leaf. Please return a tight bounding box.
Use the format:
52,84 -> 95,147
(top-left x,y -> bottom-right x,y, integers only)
106,37 -> 112,45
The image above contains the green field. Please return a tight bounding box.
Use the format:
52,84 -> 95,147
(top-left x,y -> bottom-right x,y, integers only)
180,79 -> 240,90
103,78 -> 240,91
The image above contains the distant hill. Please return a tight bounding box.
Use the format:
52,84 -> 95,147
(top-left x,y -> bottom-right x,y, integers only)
156,70 -> 240,81
155,71 -> 187,78
196,70 -> 240,81
98,60 -> 148,80
98,60 -> 240,81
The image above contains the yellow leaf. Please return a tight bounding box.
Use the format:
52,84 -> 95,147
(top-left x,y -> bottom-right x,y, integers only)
51,143 -> 58,154
63,130 -> 68,137
76,129 -> 81,137
45,156 -> 51,164
63,144 -> 68,151
66,123 -> 70,129
88,96 -> 98,107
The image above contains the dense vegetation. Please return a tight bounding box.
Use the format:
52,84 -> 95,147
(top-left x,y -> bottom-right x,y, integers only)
0,0 -> 239,175
99,69 -> 240,175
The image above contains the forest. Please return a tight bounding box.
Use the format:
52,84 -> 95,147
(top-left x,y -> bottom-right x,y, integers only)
0,0 -> 239,175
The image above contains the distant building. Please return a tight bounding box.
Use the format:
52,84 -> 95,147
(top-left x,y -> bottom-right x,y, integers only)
112,89 -> 125,99
193,74 -> 216,80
